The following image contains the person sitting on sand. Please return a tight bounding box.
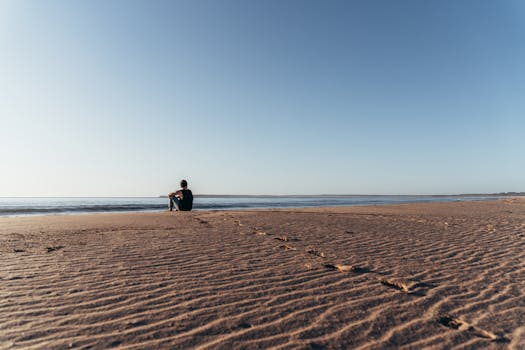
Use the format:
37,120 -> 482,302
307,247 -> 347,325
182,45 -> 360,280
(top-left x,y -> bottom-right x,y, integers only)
168,179 -> 194,212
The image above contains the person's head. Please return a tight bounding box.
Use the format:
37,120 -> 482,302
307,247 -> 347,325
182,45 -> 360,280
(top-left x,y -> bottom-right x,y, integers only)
180,179 -> 188,188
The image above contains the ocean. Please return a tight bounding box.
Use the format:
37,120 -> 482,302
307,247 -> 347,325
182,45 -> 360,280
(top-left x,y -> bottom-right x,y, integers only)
0,195 -> 503,217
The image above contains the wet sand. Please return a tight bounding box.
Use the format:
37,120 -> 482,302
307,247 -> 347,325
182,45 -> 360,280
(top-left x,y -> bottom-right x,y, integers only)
1,199 -> 524,349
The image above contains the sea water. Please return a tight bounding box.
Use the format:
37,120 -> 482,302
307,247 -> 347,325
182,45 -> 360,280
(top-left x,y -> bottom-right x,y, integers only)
0,195 -> 502,217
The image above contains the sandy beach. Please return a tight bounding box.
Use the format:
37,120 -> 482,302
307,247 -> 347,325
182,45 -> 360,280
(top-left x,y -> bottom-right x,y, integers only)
1,199 -> 524,349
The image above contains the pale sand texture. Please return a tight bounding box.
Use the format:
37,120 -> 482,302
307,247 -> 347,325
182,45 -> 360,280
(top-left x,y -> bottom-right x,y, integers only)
1,199 -> 524,349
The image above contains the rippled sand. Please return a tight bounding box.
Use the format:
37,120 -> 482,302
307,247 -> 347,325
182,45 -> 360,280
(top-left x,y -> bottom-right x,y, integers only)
1,199 -> 524,349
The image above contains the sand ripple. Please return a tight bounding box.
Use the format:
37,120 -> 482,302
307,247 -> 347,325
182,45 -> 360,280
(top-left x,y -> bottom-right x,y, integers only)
1,199 -> 524,349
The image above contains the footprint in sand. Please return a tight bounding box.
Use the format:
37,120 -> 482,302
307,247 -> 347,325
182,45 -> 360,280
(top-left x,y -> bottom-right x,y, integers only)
378,278 -> 435,296
307,248 -> 325,258
275,235 -> 300,242
195,218 -> 210,225
46,246 -> 64,253
438,316 -> 509,343
379,278 -> 410,293
324,264 -> 370,273
233,220 -> 244,226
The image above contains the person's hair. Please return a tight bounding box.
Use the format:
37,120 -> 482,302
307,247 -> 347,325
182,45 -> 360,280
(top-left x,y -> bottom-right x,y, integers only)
180,179 -> 188,188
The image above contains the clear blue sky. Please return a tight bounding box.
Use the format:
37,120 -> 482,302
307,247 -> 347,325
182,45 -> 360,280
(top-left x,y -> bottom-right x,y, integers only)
1,0 -> 524,196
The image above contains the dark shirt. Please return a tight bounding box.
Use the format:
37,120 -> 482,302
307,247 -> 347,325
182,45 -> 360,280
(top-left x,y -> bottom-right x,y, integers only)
179,189 -> 193,211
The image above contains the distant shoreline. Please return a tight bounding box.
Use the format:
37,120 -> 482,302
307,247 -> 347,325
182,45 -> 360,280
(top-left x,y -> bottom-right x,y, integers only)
160,192 -> 525,198
0,195 -> 517,218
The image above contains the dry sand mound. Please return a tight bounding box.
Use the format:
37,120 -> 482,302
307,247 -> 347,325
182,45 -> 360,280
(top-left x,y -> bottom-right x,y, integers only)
1,199 -> 524,349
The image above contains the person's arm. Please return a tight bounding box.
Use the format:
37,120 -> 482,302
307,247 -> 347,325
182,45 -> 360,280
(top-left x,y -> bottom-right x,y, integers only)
168,190 -> 182,198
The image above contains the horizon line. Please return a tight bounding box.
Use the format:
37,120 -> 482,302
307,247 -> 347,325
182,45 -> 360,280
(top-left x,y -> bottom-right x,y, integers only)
0,192 -> 523,199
